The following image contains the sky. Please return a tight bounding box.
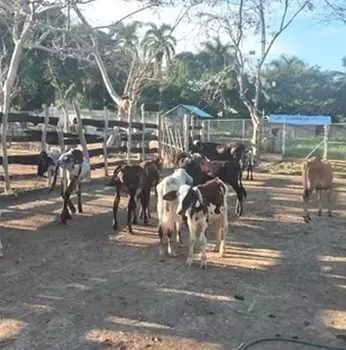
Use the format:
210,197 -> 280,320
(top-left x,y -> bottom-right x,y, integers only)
81,0 -> 346,72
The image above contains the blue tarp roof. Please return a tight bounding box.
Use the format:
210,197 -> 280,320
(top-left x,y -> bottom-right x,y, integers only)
162,104 -> 213,119
180,104 -> 213,119
270,114 -> 332,125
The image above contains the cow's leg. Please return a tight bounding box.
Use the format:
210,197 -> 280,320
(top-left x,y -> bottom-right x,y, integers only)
326,187 -> 333,217
76,182 -> 83,213
112,184 -> 121,231
60,179 -> 71,220
219,210 -> 228,257
186,229 -> 196,267
199,219 -> 208,268
139,193 -> 143,219
213,217 -> 222,253
61,179 -> 77,224
127,189 -> 137,233
167,229 -> 177,257
139,189 -> 149,226
231,183 -> 244,217
0,238 -> 3,258
175,220 -> 183,246
47,168 -> 52,187
317,189 -> 323,216
303,188 -> 312,222
158,225 -> 166,261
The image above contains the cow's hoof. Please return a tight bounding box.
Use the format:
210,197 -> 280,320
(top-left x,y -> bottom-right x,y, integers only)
200,260 -> 207,269
303,216 -> 310,223
186,258 -> 194,267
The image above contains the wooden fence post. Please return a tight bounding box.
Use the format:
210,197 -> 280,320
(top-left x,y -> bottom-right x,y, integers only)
41,104 -> 49,152
127,101 -> 133,165
103,105 -> 109,176
156,112 -> 162,158
183,114 -> 190,152
141,104 -> 145,160
323,124 -> 329,160
207,120 -> 211,142
281,122 -> 286,157
200,121 -> 206,142
73,100 -> 91,179
190,114 -> 194,141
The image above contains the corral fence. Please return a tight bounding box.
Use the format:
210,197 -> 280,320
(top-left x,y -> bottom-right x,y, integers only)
208,118 -> 346,161
0,106 -> 205,186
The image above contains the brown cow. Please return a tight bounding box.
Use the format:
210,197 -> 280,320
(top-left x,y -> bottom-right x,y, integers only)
302,156 -> 334,223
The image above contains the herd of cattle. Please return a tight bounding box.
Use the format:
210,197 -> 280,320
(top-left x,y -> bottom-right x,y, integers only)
0,141 -> 335,264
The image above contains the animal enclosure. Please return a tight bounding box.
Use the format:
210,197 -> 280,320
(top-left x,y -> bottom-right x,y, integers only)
0,171 -> 345,349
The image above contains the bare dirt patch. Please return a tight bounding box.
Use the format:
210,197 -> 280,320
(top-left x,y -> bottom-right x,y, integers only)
1,173 -> 346,350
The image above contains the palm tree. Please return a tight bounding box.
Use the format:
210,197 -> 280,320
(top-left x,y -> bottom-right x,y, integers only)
141,23 -> 177,75
199,37 -> 234,72
110,21 -> 141,49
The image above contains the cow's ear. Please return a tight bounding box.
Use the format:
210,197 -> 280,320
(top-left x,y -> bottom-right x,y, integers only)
163,190 -> 177,201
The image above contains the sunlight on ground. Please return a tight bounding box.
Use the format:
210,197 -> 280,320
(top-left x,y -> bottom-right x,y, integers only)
106,316 -> 171,330
8,200 -> 59,211
319,256 -> 346,263
0,318 -> 27,343
86,328 -> 221,349
323,309 -> 346,331
157,288 -> 236,302
0,213 -> 55,231
223,246 -> 282,270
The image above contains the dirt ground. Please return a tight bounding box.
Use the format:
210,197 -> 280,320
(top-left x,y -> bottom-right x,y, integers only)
1,169 -> 346,350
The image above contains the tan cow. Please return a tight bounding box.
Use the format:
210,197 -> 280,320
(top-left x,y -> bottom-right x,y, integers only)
302,156 -> 334,223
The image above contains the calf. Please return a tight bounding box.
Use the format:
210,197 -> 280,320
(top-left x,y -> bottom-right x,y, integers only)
37,149 -> 61,186
177,177 -> 229,268
302,156 -> 334,223
50,149 -> 90,224
156,168 -> 194,260
138,157 -> 163,220
205,160 -> 246,216
191,140 -> 246,163
109,163 -> 148,233
175,152 -> 246,217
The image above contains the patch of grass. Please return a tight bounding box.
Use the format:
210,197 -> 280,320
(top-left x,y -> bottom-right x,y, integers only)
284,137 -> 346,160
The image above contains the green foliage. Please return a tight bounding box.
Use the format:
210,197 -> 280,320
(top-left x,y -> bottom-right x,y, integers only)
2,14 -> 346,121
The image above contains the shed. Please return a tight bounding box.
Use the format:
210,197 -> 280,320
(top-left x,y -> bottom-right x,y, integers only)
162,104 -> 213,121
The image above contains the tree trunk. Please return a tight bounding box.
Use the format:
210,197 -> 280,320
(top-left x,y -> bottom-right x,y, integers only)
126,100 -> 134,165
250,111 -> 261,160
1,87 -> 11,192
1,38 -> 25,192
93,50 -> 123,106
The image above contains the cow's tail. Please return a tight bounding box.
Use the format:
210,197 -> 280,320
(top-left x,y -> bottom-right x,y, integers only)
238,163 -> 247,198
302,162 -> 309,198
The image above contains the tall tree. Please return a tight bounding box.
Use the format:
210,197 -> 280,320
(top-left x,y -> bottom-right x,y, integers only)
141,23 -> 177,75
199,0 -> 314,155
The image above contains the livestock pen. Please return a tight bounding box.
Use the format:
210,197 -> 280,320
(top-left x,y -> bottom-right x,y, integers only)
1,109 -> 346,350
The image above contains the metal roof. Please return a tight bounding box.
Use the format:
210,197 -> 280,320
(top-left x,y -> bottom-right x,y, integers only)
181,104 -> 213,119
270,114 -> 332,125
162,104 -> 213,119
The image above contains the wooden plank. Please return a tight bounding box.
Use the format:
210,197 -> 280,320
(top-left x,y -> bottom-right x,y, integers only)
0,147 -> 159,165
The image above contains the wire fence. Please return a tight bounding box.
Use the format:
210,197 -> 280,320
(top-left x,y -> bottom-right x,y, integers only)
208,119 -> 346,160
